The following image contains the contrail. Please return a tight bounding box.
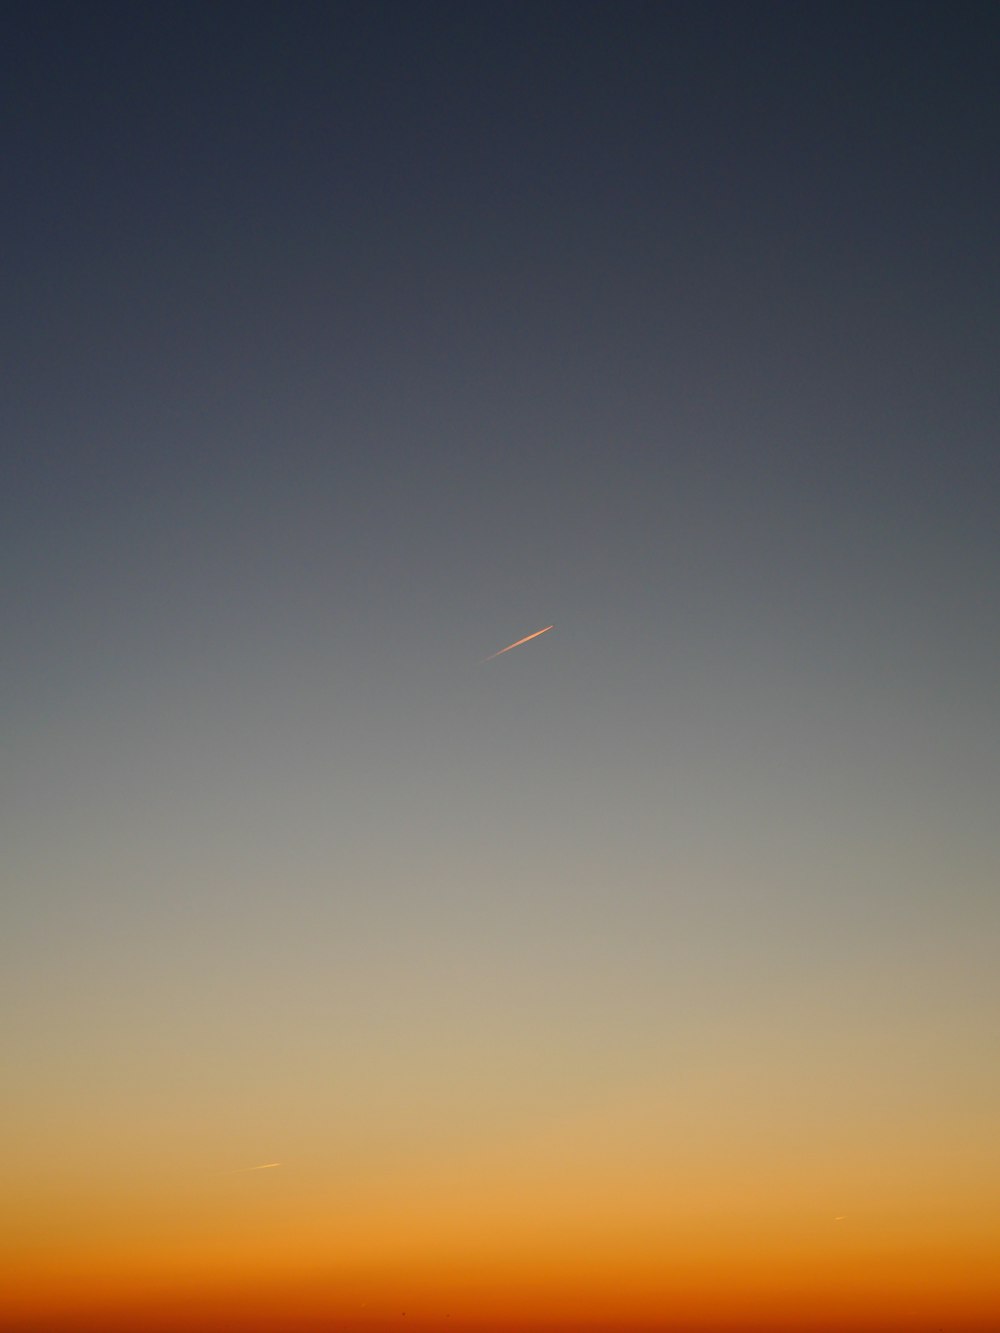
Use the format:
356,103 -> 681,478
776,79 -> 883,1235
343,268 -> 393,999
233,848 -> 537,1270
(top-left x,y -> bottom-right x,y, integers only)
225,1162 -> 282,1174
482,625 -> 554,663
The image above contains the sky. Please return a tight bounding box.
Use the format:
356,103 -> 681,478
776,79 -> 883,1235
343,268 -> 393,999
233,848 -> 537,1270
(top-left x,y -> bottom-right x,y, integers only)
2,3 -> 999,1330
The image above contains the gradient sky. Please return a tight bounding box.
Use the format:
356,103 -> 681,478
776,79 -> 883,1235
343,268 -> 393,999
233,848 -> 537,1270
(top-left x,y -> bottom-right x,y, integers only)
3,4 -> 999,1331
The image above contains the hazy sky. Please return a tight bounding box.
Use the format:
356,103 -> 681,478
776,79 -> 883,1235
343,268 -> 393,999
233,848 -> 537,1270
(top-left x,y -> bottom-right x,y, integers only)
3,4 -> 999,1331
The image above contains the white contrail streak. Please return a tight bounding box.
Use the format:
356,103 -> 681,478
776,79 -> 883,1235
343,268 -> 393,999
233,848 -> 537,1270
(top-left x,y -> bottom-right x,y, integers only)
482,625 -> 554,663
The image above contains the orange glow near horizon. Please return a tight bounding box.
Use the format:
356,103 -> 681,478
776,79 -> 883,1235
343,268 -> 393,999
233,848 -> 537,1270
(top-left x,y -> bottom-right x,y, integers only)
7,915 -> 998,1333
6,1099 -> 999,1332
6,1243 -> 1000,1333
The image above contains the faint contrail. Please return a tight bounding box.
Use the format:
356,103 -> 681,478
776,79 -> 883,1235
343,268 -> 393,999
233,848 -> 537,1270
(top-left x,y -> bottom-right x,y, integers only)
482,625 -> 554,663
220,1162 -> 282,1173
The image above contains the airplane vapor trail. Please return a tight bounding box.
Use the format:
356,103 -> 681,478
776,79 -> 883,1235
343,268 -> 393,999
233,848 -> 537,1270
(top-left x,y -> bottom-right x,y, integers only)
224,1162 -> 282,1174
482,625 -> 554,662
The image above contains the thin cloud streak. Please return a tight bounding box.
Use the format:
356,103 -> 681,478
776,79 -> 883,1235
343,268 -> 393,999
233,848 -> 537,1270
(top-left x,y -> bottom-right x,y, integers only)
482,625 -> 554,663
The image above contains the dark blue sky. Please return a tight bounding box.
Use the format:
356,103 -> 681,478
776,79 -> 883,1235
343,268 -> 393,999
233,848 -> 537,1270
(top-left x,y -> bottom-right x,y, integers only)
6,0 -> 999,900
6,3 -> 998,692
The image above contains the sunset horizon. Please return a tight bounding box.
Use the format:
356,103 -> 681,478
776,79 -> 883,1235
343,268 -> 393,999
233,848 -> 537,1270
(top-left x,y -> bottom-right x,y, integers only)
4,2 -> 998,1330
